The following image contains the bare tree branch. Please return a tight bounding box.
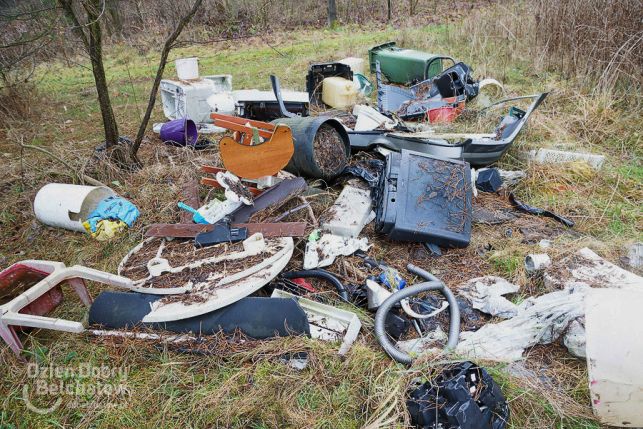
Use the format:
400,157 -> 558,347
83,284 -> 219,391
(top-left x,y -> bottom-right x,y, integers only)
130,0 -> 204,165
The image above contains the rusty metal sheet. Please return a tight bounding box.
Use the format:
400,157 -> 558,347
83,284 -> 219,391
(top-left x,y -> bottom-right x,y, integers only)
145,222 -> 306,238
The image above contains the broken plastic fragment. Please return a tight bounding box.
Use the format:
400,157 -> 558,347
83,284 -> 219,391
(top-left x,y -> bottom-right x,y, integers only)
303,234 -> 370,269
321,185 -> 375,238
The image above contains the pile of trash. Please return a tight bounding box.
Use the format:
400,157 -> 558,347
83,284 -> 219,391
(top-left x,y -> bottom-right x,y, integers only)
3,42 -> 641,428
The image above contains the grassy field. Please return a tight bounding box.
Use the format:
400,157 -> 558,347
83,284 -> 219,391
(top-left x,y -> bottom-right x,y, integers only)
0,3 -> 641,428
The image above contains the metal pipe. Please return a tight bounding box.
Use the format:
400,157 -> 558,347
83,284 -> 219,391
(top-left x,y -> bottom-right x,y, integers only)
374,263 -> 460,365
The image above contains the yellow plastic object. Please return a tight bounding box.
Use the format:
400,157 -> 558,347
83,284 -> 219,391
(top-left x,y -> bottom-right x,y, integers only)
321,77 -> 358,109
83,219 -> 128,241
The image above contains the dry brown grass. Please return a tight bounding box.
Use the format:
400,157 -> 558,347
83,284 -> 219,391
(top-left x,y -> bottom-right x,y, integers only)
534,0 -> 642,91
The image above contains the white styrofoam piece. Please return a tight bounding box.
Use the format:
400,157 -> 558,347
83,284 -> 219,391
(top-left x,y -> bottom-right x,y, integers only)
586,288 -> 643,427
141,237 -> 293,322
33,183 -> 115,232
270,289 -> 361,356
321,185 -> 374,237
304,234 -> 370,269
530,148 -> 605,170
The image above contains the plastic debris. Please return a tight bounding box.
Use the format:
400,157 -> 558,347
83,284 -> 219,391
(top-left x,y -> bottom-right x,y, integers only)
374,150 -> 472,247
544,247 -> 643,290
458,276 -> 520,319
475,168 -> 503,193
563,319 -> 586,359
178,201 -> 211,224
457,248 -> 643,361
529,148 -> 605,170
378,267 -> 406,290
117,234 -> 294,322
406,361 -> 509,429
321,184 -> 375,238
215,171 -> 254,205
456,283 -> 589,361
303,234 -> 370,269
83,219 -> 128,241
342,159 -> 385,189
352,104 -> 395,131
271,289 -> 361,356
509,192 -> 574,227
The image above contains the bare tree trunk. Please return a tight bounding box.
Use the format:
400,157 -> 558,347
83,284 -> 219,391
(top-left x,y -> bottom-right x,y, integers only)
83,0 -> 120,148
130,0 -> 203,166
387,0 -> 392,21
60,0 -> 122,165
327,0 -> 337,27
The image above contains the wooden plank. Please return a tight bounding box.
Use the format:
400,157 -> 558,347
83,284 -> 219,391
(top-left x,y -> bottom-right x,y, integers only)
200,177 -> 263,196
210,112 -> 276,131
145,222 -> 306,238
179,178 -> 200,224
219,125 -> 294,179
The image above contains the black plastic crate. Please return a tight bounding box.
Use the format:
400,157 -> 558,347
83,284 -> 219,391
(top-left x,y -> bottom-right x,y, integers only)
375,149 -> 472,247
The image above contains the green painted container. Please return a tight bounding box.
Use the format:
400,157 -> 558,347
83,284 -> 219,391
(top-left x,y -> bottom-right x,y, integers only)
368,42 -> 448,84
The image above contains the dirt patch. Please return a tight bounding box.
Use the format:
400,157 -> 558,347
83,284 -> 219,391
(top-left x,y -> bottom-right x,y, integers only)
313,124 -> 348,176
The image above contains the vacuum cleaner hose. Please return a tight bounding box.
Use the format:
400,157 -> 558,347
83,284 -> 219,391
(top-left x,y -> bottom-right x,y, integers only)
374,263 -> 460,365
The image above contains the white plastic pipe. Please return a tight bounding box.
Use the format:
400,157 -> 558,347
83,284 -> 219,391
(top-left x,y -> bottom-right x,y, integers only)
33,183 -> 115,232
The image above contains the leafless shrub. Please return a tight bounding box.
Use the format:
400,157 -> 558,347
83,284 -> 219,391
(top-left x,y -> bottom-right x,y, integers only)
534,0 -> 642,91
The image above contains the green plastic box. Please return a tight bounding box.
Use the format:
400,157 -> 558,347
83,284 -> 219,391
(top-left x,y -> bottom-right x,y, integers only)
368,42 -> 448,84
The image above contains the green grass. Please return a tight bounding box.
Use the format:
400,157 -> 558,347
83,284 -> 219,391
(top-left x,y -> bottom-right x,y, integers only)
0,5 -> 641,428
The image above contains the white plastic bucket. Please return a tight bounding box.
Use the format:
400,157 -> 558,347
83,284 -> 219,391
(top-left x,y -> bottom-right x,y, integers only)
33,184 -> 116,232
175,57 -> 199,80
